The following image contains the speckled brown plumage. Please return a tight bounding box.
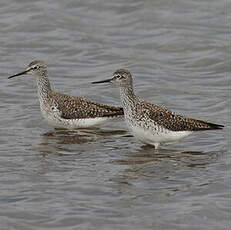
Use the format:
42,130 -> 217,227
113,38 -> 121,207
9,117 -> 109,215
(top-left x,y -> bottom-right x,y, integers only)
51,91 -> 123,119
8,60 -> 124,129
92,68 -> 223,148
136,100 -> 223,131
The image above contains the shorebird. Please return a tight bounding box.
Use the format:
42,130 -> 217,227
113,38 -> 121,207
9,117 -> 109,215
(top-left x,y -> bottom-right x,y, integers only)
92,69 -> 223,149
8,60 -> 123,129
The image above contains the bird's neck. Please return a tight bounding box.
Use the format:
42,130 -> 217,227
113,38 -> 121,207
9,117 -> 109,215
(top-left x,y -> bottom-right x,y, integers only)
36,71 -> 52,101
119,84 -> 137,112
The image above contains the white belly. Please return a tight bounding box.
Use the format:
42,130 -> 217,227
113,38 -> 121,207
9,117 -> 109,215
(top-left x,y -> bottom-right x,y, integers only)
48,116 -> 112,129
130,125 -> 193,148
40,106 -> 113,129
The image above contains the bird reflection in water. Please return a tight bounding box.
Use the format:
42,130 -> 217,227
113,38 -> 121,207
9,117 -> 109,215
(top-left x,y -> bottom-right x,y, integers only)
113,145 -> 220,179
109,145 -> 221,197
39,128 -> 127,156
125,145 -> 219,166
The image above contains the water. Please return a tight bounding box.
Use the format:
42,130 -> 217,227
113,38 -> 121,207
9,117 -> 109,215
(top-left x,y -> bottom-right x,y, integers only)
0,0 -> 230,229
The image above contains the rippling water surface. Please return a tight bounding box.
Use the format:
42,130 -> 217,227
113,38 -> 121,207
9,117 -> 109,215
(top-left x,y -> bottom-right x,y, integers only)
1,0 -> 231,229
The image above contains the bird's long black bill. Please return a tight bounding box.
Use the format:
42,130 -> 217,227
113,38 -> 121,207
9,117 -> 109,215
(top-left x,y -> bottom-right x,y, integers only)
91,78 -> 112,84
8,70 -> 28,79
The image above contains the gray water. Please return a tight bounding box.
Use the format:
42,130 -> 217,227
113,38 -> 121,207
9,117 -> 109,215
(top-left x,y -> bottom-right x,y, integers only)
1,0 -> 231,229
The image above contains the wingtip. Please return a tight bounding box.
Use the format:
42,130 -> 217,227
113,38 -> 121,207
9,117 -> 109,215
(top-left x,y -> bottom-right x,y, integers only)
207,122 -> 224,130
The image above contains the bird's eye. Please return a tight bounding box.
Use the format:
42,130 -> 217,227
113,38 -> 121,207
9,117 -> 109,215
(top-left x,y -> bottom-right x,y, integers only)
116,75 -> 124,79
33,66 -> 39,70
